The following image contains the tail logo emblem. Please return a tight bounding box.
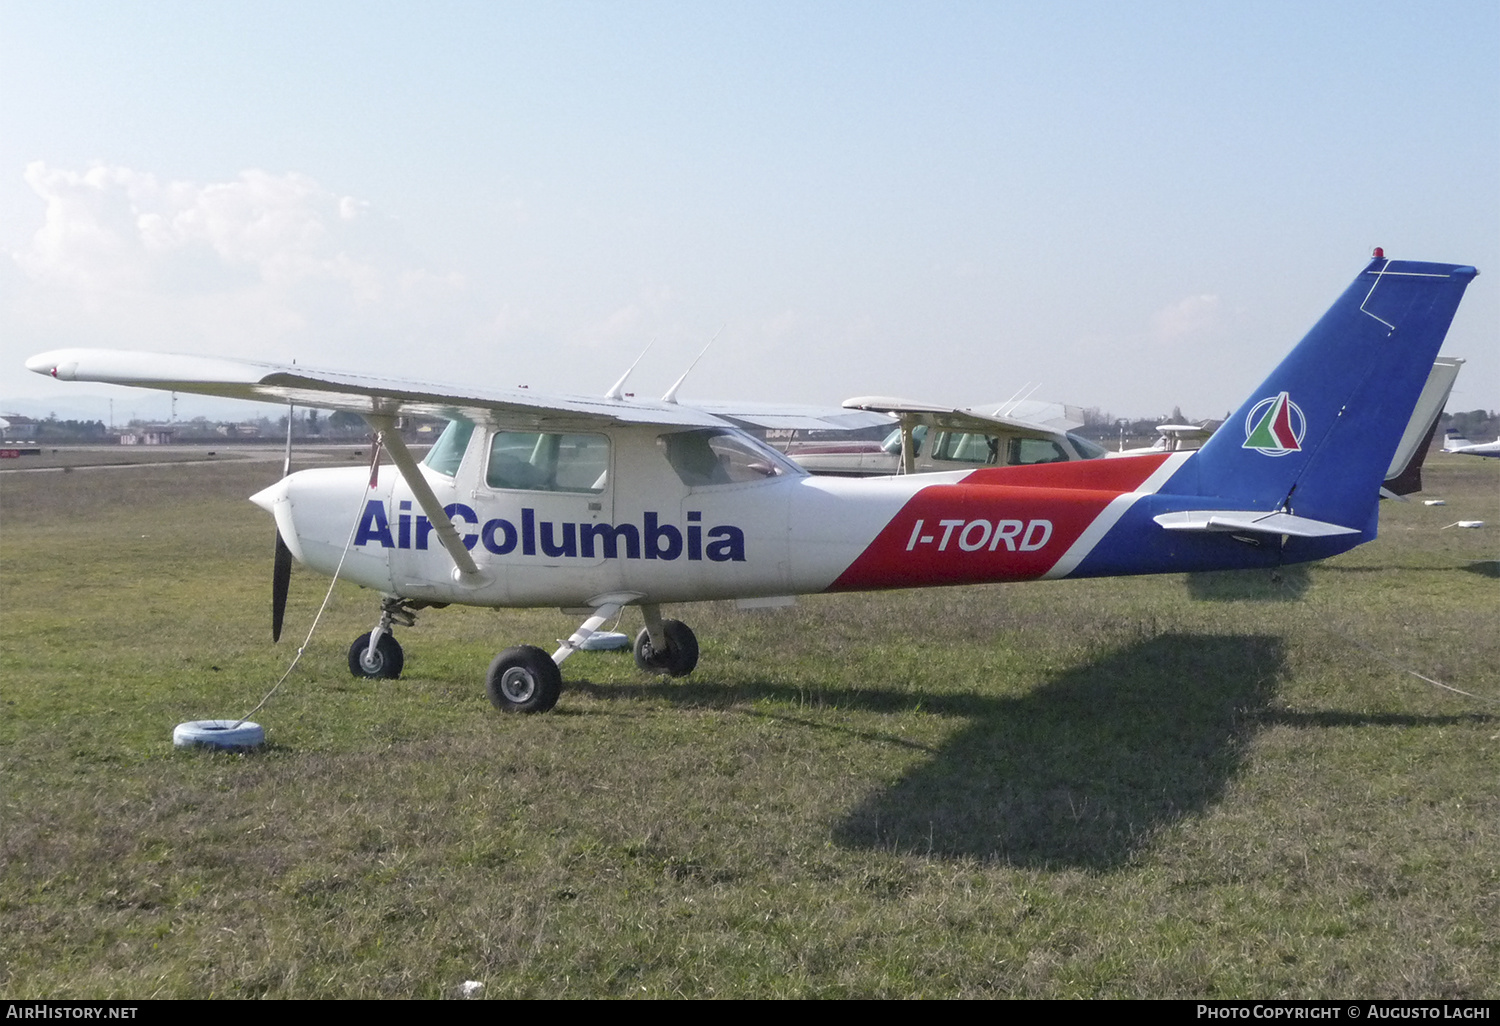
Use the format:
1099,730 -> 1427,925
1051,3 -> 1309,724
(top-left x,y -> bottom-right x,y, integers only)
1242,392 -> 1305,456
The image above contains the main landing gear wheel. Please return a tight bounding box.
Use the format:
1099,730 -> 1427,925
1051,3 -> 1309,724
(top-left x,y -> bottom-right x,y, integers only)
633,619 -> 699,677
349,632 -> 404,679
487,645 -> 563,714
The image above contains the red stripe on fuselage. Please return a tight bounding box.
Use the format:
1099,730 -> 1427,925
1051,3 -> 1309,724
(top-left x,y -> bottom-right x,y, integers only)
828,453 -> 1173,592
961,452 -> 1173,490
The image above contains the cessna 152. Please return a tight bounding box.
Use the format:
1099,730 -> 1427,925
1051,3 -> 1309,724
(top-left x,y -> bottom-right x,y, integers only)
26,254 -> 1477,713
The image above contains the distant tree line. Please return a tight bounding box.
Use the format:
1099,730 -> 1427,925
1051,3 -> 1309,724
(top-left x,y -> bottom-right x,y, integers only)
9,408 -> 450,444
1444,409 -> 1499,443
31,417 -> 109,441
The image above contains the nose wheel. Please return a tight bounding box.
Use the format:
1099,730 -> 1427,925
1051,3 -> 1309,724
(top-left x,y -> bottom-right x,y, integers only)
349,631 -> 404,678
348,596 -> 419,679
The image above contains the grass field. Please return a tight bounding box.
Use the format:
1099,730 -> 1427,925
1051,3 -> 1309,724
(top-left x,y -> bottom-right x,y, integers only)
1,455 -> 1496,998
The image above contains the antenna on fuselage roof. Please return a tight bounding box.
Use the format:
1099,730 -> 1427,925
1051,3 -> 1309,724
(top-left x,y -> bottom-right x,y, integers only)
997,381 -> 1042,417
661,324 -> 725,405
604,338 -> 655,401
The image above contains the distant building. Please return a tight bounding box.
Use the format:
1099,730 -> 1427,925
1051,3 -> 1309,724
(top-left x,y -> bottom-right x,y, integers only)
1,415 -> 40,440
119,426 -> 176,445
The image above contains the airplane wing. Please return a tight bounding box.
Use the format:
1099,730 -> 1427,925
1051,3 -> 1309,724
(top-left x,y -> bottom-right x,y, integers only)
841,395 -> 1066,440
974,399 -> 1087,432
25,348 -> 729,429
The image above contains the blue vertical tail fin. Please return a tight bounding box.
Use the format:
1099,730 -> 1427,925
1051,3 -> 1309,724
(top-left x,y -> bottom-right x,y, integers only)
1182,255 -> 1477,528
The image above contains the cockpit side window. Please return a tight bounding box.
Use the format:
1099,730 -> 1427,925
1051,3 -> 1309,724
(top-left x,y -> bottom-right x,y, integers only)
658,429 -> 804,487
486,431 -> 610,493
423,418 -> 476,477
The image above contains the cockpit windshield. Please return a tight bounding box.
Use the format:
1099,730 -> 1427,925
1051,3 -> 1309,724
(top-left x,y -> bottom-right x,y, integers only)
880,423 -> 927,456
423,418 -> 476,477
659,429 -> 804,487
1067,432 -> 1109,460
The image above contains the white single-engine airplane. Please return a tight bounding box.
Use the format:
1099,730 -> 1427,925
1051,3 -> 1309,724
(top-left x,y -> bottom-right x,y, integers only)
1442,429 -> 1500,458
26,253 -> 1477,713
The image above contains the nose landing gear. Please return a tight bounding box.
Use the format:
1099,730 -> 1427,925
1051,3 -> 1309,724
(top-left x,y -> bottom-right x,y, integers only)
348,596 -> 422,679
349,631 -> 404,678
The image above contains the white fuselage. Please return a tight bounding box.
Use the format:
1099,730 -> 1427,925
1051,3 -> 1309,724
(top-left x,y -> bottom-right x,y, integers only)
255,422 -> 952,608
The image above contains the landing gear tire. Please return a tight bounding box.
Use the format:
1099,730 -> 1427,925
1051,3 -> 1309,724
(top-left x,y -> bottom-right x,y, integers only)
487,645 -> 563,713
348,632 -> 404,679
633,619 -> 699,677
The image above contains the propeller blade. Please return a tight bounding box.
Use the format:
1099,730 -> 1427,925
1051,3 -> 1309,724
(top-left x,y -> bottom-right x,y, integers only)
272,528 -> 292,642
272,402 -> 295,643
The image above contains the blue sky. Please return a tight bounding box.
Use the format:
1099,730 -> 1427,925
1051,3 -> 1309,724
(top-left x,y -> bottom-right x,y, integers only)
3,1 -> 1496,424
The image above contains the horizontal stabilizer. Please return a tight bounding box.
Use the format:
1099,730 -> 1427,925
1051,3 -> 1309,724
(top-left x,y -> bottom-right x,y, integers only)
1153,510 -> 1360,538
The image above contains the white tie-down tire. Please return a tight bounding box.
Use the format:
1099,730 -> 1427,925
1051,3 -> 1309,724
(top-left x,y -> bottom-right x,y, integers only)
173,720 -> 265,750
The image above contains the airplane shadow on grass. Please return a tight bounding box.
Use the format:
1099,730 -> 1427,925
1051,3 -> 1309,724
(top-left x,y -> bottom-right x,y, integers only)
1184,564 -> 1311,601
573,633 -> 1286,871
830,633 -> 1282,870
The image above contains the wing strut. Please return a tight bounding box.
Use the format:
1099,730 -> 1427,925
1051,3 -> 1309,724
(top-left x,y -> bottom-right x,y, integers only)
899,419 -> 917,475
363,415 -> 486,585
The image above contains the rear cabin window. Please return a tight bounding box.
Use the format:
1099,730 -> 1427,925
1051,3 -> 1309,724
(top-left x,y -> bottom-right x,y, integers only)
486,431 -> 610,493
1010,437 -> 1070,465
423,418 -> 476,477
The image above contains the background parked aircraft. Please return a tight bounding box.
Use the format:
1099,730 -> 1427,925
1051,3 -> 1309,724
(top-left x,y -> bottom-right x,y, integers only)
785,397 -> 1105,476
1442,430 -> 1500,457
785,358 -> 1464,500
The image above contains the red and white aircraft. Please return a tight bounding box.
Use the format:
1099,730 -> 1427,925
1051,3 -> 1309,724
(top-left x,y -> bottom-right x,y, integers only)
26,254 -> 1477,713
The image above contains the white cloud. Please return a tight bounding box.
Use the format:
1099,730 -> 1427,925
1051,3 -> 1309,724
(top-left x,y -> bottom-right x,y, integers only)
1149,293 -> 1222,343
19,164 -> 358,289
10,163 -> 462,364
578,285 -> 676,346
